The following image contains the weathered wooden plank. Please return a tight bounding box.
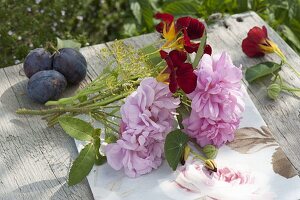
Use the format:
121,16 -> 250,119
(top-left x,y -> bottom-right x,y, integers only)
206,11 -> 300,172
0,66 -> 94,199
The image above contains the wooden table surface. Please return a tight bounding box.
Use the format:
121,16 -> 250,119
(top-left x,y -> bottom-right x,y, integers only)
0,11 -> 299,200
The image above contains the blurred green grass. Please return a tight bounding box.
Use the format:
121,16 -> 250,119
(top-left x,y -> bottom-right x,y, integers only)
1,0 -> 300,68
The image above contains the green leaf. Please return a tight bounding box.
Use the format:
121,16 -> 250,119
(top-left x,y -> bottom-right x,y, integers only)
93,128 -> 101,138
57,37 -> 81,50
68,143 -> 96,186
137,0 -> 154,30
58,117 -> 94,141
164,129 -> 189,171
93,137 -> 107,166
130,1 -> 142,24
280,25 -> 300,50
245,62 -> 281,83
123,23 -> 138,37
192,31 -> 207,68
237,0 -> 248,12
162,0 -> 200,16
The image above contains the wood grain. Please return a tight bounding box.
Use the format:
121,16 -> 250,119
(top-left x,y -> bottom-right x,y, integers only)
0,11 -> 299,199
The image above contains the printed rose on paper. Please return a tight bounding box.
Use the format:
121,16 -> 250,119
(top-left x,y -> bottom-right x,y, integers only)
160,157 -> 275,200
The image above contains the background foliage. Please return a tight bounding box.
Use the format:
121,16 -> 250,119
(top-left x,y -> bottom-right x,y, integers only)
1,0 -> 300,68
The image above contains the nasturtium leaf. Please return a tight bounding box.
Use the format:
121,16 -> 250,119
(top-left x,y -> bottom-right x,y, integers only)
68,143 -> 96,186
192,31 -> 207,68
58,117 -> 94,141
245,62 -> 281,83
164,129 -> 189,171
57,37 -> 81,50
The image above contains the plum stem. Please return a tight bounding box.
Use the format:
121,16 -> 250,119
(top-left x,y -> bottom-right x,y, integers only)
46,42 -> 60,55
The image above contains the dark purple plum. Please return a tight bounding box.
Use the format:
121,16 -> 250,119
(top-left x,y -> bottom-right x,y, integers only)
53,48 -> 87,84
23,48 -> 53,78
27,70 -> 67,103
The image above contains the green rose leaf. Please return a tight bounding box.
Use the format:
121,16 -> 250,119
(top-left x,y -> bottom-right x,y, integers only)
58,117 -> 94,141
57,37 -> 81,50
245,62 -> 281,83
164,129 -> 189,171
68,143 -> 96,186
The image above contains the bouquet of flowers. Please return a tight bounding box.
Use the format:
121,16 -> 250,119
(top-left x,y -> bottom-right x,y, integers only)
17,12 -> 299,191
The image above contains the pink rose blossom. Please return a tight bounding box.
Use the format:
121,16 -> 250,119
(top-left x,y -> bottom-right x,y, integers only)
183,111 -> 239,147
106,77 -> 179,177
188,52 -> 244,121
183,52 -> 245,147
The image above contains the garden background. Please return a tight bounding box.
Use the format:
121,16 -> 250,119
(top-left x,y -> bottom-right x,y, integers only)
1,0 -> 300,68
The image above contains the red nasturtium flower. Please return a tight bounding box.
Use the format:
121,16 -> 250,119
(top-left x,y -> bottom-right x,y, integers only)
242,26 -> 285,59
159,50 -> 197,94
155,13 -> 212,94
155,13 -> 212,54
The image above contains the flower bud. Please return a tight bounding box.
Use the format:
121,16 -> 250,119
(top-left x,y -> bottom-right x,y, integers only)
267,83 -> 281,100
204,159 -> 217,172
202,144 -> 218,159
